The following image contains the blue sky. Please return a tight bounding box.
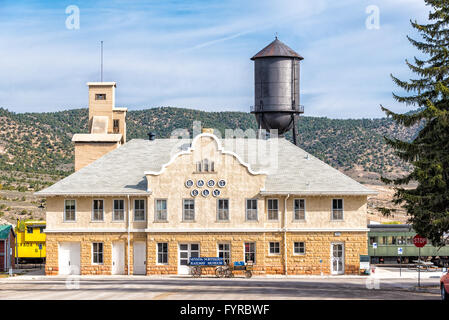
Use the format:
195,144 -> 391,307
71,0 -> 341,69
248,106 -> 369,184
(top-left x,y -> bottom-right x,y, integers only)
0,0 -> 429,118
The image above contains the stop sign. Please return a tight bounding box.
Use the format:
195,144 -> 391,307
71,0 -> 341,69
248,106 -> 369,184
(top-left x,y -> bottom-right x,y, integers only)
413,235 -> 427,248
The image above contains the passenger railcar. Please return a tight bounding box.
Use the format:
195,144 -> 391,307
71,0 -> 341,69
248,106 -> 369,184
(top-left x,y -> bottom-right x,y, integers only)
368,224 -> 449,267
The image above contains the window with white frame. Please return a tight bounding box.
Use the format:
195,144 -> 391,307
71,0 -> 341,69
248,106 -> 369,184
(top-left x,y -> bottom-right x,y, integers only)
183,199 -> 195,221
155,199 -> 167,221
244,242 -> 256,264
157,243 -> 168,264
332,199 -> 344,220
217,199 -> 229,221
294,199 -> 305,220
269,242 -> 280,255
134,199 -> 145,221
267,199 -> 279,220
113,199 -> 125,221
92,199 -> 104,221
246,199 -> 258,221
218,243 -> 231,264
294,242 -> 305,255
92,242 -> 103,264
64,199 -> 76,221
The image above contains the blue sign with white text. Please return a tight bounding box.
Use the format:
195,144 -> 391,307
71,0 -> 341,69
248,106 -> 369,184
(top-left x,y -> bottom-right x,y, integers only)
189,257 -> 225,266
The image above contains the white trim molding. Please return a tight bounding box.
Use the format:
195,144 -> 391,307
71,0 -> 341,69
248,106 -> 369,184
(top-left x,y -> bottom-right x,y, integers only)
44,227 -> 369,233
35,192 -> 152,197
144,133 -> 268,176
145,228 -> 369,233
45,228 -> 145,233
260,190 -> 378,196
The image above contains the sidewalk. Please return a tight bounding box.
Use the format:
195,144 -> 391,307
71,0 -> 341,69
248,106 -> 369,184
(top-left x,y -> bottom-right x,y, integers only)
1,266 -> 445,281
371,266 -> 445,280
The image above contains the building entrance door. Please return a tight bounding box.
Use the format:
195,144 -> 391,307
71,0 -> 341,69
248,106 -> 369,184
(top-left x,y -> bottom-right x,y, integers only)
331,243 -> 344,275
133,242 -> 146,275
58,242 -> 80,275
178,243 -> 200,275
112,242 -> 125,275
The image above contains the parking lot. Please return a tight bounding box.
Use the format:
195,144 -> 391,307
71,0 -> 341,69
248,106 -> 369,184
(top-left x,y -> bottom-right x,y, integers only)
0,267 -> 443,300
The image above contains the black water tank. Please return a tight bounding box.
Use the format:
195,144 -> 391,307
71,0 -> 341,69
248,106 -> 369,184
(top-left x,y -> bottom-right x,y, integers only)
251,37 -> 304,136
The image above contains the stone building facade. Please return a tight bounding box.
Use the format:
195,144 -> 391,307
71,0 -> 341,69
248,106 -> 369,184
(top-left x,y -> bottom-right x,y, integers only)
38,83 -> 375,276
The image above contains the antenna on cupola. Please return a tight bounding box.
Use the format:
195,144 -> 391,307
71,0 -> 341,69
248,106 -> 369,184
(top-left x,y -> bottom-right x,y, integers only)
100,40 -> 104,82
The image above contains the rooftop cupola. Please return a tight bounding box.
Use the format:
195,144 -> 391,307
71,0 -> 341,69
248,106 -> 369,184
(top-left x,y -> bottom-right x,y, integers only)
71,82 -> 127,171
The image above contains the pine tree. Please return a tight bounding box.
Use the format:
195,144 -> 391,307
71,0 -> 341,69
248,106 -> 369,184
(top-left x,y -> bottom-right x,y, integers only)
380,0 -> 449,246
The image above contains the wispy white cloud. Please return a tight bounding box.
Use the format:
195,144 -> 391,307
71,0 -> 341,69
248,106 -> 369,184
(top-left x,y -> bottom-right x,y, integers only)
0,0 -> 431,118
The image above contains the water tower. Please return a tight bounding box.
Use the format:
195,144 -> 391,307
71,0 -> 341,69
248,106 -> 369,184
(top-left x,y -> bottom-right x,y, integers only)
251,37 -> 304,145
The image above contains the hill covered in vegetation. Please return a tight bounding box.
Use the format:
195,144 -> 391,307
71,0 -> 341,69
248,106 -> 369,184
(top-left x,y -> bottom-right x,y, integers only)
0,106 -> 419,191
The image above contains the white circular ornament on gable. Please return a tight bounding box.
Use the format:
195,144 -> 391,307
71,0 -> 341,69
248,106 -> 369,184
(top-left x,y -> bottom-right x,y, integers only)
202,189 -> 210,197
191,189 -> 199,197
218,179 -> 226,188
185,179 -> 194,188
207,179 -> 215,187
212,189 -> 221,197
197,179 -> 205,187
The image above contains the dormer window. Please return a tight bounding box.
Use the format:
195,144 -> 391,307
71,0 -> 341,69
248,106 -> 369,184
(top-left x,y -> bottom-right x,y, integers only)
196,159 -> 215,173
95,93 -> 106,100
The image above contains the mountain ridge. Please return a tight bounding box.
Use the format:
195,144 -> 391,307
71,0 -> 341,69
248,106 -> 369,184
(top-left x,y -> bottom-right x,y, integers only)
0,106 -> 420,188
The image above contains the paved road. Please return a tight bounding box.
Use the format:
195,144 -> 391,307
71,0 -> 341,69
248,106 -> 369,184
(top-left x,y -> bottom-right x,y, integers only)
0,275 -> 441,300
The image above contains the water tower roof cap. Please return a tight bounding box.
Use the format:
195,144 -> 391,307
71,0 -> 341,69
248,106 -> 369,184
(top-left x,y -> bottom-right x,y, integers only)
251,38 -> 304,61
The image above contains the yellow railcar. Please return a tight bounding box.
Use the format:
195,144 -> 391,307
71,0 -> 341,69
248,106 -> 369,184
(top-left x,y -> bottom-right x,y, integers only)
15,220 -> 46,263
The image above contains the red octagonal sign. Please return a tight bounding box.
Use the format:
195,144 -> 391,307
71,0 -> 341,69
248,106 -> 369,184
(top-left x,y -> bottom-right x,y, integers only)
413,235 -> 427,248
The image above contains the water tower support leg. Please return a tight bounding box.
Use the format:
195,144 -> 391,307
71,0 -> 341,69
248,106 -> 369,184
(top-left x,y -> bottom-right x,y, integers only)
292,114 -> 299,146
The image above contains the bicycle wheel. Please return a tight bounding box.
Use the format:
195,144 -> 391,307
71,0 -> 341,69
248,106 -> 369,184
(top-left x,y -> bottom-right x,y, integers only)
215,266 -> 225,278
191,266 -> 202,277
245,270 -> 252,278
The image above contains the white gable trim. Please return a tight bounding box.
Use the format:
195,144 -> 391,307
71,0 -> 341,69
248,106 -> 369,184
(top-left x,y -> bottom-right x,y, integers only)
144,133 -> 267,176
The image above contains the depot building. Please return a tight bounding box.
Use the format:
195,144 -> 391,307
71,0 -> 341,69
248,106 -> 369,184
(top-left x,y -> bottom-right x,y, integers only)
36,81 -> 376,276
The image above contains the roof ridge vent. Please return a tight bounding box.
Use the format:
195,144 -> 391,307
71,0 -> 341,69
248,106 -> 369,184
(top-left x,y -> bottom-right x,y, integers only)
147,132 -> 156,141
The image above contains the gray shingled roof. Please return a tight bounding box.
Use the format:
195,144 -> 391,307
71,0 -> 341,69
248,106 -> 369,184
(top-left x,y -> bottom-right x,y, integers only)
36,137 -> 376,196
251,38 -> 304,60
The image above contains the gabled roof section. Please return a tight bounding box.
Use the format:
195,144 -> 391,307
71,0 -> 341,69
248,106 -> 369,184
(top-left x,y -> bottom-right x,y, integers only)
35,139 -> 183,196
36,136 -> 376,196
259,139 -> 376,195
144,133 -> 267,176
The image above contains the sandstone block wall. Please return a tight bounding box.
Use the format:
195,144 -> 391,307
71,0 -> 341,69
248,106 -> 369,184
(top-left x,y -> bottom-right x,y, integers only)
45,231 -> 367,276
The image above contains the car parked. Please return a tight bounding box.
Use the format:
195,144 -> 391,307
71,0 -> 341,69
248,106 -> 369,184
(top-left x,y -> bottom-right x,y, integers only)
441,268 -> 449,301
